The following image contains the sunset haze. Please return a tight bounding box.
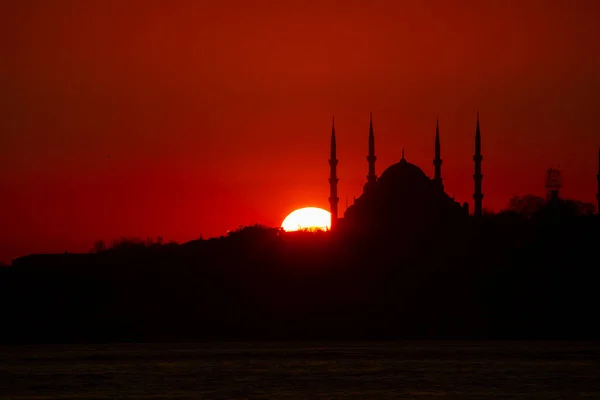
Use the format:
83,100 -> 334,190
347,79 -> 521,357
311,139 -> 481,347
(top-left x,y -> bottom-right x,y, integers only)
1,0 -> 599,262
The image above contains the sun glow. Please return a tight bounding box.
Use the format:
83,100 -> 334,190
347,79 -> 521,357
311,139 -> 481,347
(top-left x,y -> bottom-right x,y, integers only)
281,207 -> 331,232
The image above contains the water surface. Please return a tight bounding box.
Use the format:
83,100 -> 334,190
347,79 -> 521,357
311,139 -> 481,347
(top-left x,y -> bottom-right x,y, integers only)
1,342 -> 599,399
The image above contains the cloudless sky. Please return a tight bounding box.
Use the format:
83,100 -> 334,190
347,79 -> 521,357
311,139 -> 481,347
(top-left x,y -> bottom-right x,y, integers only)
1,0 -> 599,262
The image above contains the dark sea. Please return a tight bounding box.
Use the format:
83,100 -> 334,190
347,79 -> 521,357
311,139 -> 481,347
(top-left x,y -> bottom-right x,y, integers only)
1,342 -> 599,399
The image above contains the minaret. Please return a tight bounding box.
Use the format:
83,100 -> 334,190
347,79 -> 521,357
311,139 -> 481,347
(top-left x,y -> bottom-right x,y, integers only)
473,112 -> 484,217
597,147 -> 600,213
433,117 -> 443,190
329,118 -> 339,230
365,112 -> 377,192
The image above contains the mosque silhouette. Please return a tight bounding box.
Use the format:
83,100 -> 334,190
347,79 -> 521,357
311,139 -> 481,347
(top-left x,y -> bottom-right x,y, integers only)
327,113 -> 600,231
328,113 -> 483,234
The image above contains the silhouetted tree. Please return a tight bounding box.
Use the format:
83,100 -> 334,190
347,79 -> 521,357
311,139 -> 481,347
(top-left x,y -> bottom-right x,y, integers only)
92,240 -> 106,253
570,200 -> 596,215
507,194 -> 545,217
227,224 -> 282,240
112,237 -> 146,250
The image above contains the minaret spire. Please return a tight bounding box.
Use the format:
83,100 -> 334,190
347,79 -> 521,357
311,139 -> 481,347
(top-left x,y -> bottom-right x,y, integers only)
473,111 -> 484,217
596,147 -> 599,214
365,112 -> 377,192
433,117 -> 443,190
329,117 -> 339,230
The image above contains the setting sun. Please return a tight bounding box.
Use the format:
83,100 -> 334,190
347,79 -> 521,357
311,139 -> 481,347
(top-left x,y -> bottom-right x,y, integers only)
281,207 -> 331,232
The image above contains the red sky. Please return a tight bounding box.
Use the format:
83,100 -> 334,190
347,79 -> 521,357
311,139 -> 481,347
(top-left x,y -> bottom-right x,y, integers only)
1,0 -> 599,262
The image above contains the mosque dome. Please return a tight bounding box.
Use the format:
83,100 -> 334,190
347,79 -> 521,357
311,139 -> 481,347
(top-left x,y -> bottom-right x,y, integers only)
376,157 -> 431,195
343,156 -> 466,233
